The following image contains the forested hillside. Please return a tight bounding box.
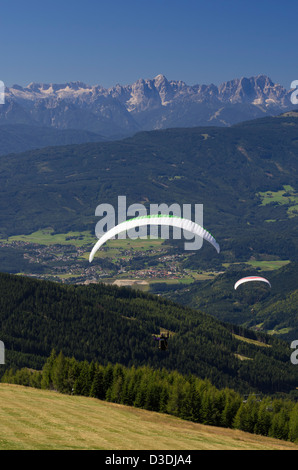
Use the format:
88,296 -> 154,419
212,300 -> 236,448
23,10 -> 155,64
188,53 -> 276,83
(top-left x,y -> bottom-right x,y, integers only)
0,272 -> 297,396
161,261 -> 298,341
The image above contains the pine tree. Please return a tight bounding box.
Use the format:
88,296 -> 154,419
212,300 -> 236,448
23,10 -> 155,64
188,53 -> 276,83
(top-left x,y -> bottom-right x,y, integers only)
134,376 -> 148,409
269,409 -> 289,441
179,382 -> 195,421
52,351 -> 69,393
233,396 -> 259,434
221,389 -> 242,428
254,399 -> 273,436
90,367 -> 105,399
200,390 -> 221,426
144,382 -> 162,412
73,361 -> 91,396
288,403 -> 298,443
41,349 -> 57,390
159,385 -> 169,414
102,363 -> 114,399
67,357 -> 82,393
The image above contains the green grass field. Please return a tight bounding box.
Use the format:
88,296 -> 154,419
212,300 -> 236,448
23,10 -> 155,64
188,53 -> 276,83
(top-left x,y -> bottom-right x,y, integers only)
245,260 -> 290,271
1,229 -> 95,247
258,185 -> 298,217
89,237 -> 168,261
223,260 -> 290,271
0,384 -> 297,450
2,229 -> 167,250
258,185 -> 297,205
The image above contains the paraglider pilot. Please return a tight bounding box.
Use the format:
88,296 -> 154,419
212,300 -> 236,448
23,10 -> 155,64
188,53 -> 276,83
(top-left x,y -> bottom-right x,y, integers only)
154,332 -> 169,351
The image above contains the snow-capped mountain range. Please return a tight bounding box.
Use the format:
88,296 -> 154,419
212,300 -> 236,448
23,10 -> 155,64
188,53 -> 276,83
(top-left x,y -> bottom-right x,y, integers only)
1,74 -> 295,138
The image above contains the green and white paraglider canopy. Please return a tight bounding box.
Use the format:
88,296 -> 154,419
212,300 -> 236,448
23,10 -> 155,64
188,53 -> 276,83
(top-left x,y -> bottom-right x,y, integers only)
89,214 -> 220,263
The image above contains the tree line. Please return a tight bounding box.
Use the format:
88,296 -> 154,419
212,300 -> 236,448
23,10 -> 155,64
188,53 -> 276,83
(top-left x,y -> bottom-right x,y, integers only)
2,350 -> 298,444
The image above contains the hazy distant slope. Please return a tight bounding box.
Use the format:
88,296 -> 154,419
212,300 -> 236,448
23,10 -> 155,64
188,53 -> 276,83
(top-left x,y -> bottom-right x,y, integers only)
0,124 -> 104,155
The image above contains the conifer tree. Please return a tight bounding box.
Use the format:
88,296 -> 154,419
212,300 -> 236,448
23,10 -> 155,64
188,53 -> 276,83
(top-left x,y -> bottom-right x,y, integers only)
102,363 -> 114,398
233,396 -> 259,434
73,361 -> 91,396
269,409 -> 290,441
288,403 -> 298,443
41,349 -> 57,390
90,367 -> 105,399
221,389 -> 242,428
254,399 -> 273,436
51,351 -> 69,393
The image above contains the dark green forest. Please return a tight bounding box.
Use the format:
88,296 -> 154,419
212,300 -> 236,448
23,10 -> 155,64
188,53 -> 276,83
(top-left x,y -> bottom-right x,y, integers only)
0,272 -> 297,396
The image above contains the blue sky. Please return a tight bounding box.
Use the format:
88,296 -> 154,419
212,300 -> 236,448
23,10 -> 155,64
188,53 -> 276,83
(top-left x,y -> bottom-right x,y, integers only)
0,0 -> 297,89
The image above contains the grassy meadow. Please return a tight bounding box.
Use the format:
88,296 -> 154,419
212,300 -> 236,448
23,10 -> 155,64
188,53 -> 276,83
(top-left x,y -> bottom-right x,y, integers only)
0,384 -> 297,450
1,229 -> 95,248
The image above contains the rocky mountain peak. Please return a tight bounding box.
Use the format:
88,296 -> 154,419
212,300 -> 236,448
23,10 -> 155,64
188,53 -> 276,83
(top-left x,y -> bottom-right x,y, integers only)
1,74 -> 295,137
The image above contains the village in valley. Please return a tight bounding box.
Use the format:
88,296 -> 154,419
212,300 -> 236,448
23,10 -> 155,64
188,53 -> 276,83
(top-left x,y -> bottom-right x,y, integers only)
0,232 -> 206,289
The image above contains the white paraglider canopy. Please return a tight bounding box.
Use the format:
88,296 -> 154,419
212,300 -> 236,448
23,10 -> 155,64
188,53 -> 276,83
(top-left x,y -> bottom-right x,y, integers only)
89,214 -> 220,262
234,276 -> 271,290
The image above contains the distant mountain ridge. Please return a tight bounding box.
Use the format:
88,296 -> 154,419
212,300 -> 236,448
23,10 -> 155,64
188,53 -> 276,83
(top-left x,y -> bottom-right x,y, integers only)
2,74 -> 295,138
0,124 -> 104,156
